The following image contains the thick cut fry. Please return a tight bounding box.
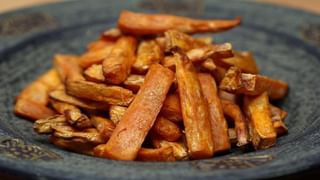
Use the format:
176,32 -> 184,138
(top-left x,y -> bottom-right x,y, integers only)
53,54 -> 83,82
109,105 -> 127,124
151,116 -> 182,142
49,99 -> 79,114
14,99 -> 55,121
118,10 -> 241,35
132,40 -> 163,74
94,64 -> 174,160
175,53 -> 214,159
220,51 -> 259,74
91,116 -> 115,140
160,93 -> 182,122
244,92 -> 277,150
66,80 -> 134,106
49,90 -> 109,110
136,147 -> 176,161
220,67 -> 289,100
64,109 -> 92,129
221,100 -> 249,147
33,115 -> 67,134
50,136 -> 95,156
123,74 -> 145,93
79,45 -> 114,69
102,36 -> 137,84
84,64 -> 105,83
198,73 -> 230,153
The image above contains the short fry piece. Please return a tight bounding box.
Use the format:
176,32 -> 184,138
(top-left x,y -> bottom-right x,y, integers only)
175,53 -> 214,159
91,116 -> 115,140
221,51 -> 259,74
50,136 -> 95,156
17,81 -> 49,106
66,80 -> 134,106
136,147 -> 176,162
64,109 -> 92,129
244,92 -> 276,150
160,93 -> 182,122
14,99 -> 55,121
123,74 -> 145,93
118,10 -> 241,35
53,54 -> 83,82
94,64 -> 174,160
152,137 -> 189,161
79,45 -> 114,69
198,73 -> 230,153
84,64 -> 105,83
220,67 -> 289,100
33,115 -> 67,134
109,105 -> 127,124
49,99 -> 79,114
102,36 -> 137,84
38,69 -> 62,91
152,116 -> 182,142
132,40 -> 163,74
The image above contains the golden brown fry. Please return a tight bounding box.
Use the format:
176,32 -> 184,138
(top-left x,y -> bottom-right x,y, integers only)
83,64 -> 105,83
136,147 -> 176,161
221,51 -> 259,74
198,73 -> 230,153
244,92 -> 277,150
186,43 -> 233,63
101,28 -> 122,41
151,116 -> 182,142
17,81 -> 49,106
109,105 -> 127,124
14,99 -> 55,121
160,93 -> 182,122
87,39 -> 113,52
49,89 -> 109,110
49,99 -> 79,114
64,109 -> 92,129
94,64 -> 174,160
50,136 -> 95,156
66,80 -> 134,106
161,56 -> 176,71
79,45 -> 114,69
220,66 -> 289,100
33,115 -> 67,134
91,116 -> 115,140
53,54 -> 83,82
38,69 -> 62,91
175,53 -> 214,159
132,39 -> 163,74
151,136 -> 188,161
102,36 -> 137,84
221,99 -> 249,147
123,74 -> 145,93
118,10 -> 241,35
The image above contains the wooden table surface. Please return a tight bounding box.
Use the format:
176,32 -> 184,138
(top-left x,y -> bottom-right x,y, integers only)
0,0 -> 319,14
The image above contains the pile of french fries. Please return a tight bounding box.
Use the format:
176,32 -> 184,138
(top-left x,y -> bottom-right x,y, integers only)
14,11 -> 289,161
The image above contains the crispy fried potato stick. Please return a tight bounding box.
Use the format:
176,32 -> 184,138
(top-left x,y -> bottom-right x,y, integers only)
221,99 -> 249,147
91,116 -> 115,140
123,74 -> 145,93
151,116 -> 182,142
53,54 -> 83,82
132,40 -> 163,74
94,64 -> 174,160
118,10 -> 241,35
84,64 -> 105,83
50,136 -> 95,156
102,36 -> 137,84
49,89 -> 109,110
15,99 -> 55,121
244,92 -> 276,150
160,93 -> 182,122
80,44 -> 114,69
136,147 -> 176,161
33,115 -> 67,133
220,67 -> 289,100
198,73 -> 230,153
66,80 -> 134,106
175,53 -> 214,159
109,105 -> 127,124
220,51 -> 259,74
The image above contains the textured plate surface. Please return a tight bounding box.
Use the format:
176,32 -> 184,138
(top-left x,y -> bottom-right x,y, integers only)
0,0 -> 320,179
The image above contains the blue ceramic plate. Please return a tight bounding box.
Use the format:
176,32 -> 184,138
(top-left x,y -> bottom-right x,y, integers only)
0,0 -> 320,179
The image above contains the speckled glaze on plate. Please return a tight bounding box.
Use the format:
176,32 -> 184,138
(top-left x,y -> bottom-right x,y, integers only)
0,0 -> 320,179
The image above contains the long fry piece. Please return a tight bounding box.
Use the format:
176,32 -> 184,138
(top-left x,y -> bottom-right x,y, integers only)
94,64 -> 174,160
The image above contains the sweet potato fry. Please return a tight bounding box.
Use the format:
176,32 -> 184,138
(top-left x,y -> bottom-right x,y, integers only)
94,64 -> 174,160
132,39 -> 163,74
91,116 -> 115,140
83,64 -> 105,83
175,53 -> 214,159
151,116 -> 182,142
160,93 -> 182,122
221,99 -> 249,147
102,36 -> 137,84
123,74 -> 145,93
53,54 -> 83,82
136,147 -> 176,161
220,51 -> 259,74
244,92 -> 277,150
66,80 -> 134,106
33,115 -> 67,134
49,89 -> 109,110
79,45 -> 114,69
118,10 -> 241,35
64,109 -> 92,129
50,136 -> 95,156
198,73 -> 230,153
220,66 -> 289,100
14,99 -> 55,121
109,105 -> 127,124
